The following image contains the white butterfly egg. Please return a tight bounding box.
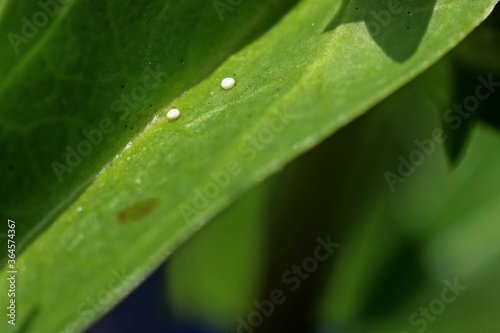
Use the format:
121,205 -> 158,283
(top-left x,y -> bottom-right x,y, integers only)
221,77 -> 236,90
167,108 -> 180,121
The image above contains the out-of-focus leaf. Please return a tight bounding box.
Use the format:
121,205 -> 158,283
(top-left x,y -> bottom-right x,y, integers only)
423,123 -> 500,279
167,179 -> 272,327
313,56 -> 454,329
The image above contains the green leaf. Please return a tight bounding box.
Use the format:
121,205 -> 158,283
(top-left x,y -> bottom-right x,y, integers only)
314,47 -> 500,333
368,266 -> 500,333
0,0 -> 302,256
443,6 -> 500,161
423,123 -> 500,279
1,0 -> 497,332
167,178 -> 272,326
313,55 -> 454,328
368,136 -> 500,331
453,7 -> 500,74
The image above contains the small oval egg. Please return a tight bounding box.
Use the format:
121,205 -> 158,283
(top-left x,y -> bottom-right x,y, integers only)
167,108 -> 180,121
221,77 -> 236,90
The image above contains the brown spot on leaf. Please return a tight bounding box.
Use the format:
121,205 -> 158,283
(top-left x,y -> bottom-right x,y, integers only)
118,199 -> 159,224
